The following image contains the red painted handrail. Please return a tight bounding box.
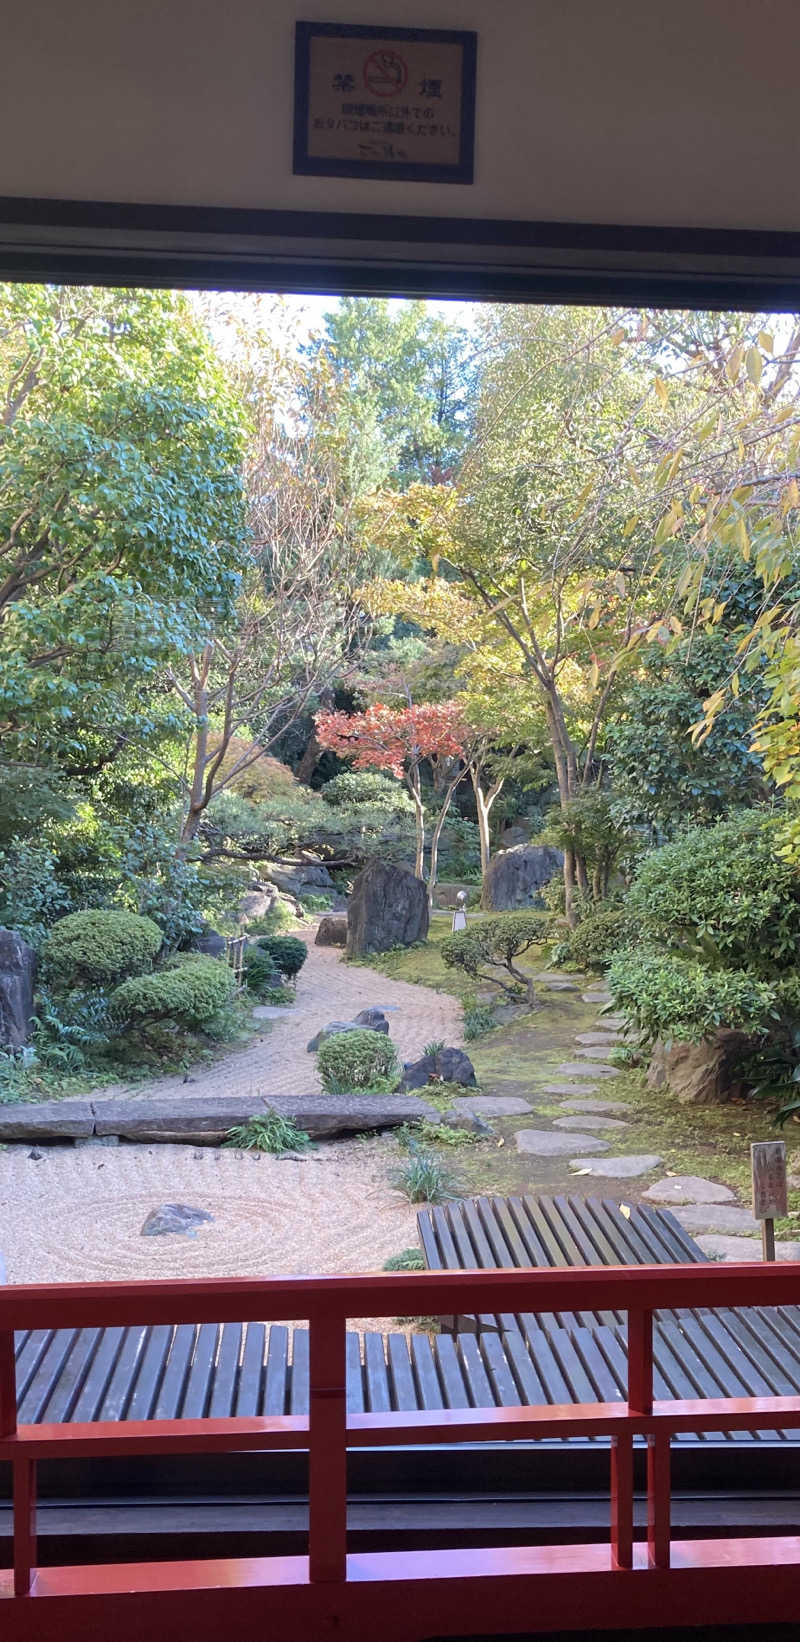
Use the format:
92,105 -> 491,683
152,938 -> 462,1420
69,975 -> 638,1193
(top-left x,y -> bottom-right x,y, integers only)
2,1260 -> 800,1641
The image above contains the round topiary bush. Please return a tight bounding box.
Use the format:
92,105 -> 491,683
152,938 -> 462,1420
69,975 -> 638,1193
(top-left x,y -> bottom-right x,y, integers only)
558,901 -> 628,972
317,1028 -> 399,1094
256,934 -> 307,980
109,954 -> 236,1031
43,909 -> 163,987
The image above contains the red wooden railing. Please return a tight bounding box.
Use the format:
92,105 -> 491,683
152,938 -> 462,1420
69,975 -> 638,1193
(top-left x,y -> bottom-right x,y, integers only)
3,1262 -> 800,1641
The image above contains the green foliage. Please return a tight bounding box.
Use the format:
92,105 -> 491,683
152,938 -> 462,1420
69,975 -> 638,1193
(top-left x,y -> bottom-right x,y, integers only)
255,934 -> 307,979
463,1001 -> 497,1039
43,909 -> 162,987
243,946 -> 283,998
608,636 -> 767,839
110,954 -> 236,1032
552,901 -> 628,972
320,770 -> 411,811
423,1038 -> 446,1057
245,899 -> 297,936
608,949 -> 776,1046
0,839 -> 70,948
442,913 -> 541,1002
317,1029 -> 399,1094
383,1247 -> 426,1271
625,812 -> 800,975
392,1150 -> 457,1203
543,792 -> 638,901
299,891 -> 334,913
224,1110 -> 312,1154
401,1119 -> 482,1149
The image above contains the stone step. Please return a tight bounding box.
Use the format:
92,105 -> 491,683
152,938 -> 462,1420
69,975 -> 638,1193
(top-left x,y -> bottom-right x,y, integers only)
556,1061 -> 618,1079
574,1031 -> 622,1046
541,1083 -> 601,1098
643,1175 -> 735,1206
570,1153 -> 662,1178
0,1093 -> 440,1146
553,1113 -> 629,1132
516,1129 -> 608,1156
559,1096 -> 630,1115
574,1046 -> 622,1061
674,1204 -> 761,1236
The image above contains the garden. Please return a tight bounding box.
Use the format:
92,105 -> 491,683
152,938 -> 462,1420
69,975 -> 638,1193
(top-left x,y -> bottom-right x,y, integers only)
2,288 -> 800,1288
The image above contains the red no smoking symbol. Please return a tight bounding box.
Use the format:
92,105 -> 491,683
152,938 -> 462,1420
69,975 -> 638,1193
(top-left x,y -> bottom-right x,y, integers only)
363,48 -> 408,97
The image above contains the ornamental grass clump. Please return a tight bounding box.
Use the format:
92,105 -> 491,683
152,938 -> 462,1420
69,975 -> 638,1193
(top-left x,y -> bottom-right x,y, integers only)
225,1110 -> 312,1154
317,1028 -> 399,1094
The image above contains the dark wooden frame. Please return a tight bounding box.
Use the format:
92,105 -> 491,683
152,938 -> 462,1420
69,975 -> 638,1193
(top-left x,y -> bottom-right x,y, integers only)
292,21 -> 477,185
2,196 -> 800,311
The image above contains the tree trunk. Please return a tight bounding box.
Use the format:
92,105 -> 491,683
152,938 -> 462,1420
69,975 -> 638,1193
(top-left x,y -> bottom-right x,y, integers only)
470,767 -> 504,883
427,775 -> 463,908
407,768 -> 426,879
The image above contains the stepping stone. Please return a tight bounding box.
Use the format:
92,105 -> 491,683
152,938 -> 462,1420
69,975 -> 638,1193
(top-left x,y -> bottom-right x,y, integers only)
574,1046 -> 622,1060
554,1113 -> 629,1132
601,1014 -> 627,1030
643,1175 -> 736,1206
697,1234 -> 800,1262
570,1154 -> 662,1178
542,1083 -> 601,1098
583,991 -> 610,1004
575,1031 -> 622,1046
556,1062 -> 618,1079
560,1096 -> 631,1115
675,1205 -> 761,1236
516,1129 -> 608,1156
537,976 -> 580,992
453,1096 -> 532,1117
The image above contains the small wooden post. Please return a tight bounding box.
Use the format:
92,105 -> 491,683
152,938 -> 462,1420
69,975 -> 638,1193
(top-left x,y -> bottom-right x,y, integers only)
308,1306 -> 347,1583
751,1141 -> 787,1263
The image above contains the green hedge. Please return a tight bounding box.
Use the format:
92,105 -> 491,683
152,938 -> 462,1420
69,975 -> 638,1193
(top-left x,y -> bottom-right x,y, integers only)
256,934 -> 307,979
110,954 -> 236,1030
43,909 -> 162,987
317,1029 -> 399,1094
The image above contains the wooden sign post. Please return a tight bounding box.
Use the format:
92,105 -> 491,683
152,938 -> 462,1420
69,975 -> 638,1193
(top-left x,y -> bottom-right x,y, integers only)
751,1140 -> 787,1261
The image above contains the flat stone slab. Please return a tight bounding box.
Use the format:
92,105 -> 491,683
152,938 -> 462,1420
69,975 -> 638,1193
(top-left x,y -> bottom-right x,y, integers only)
537,977 -> 580,992
0,1099 -> 94,1141
541,1083 -> 600,1098
559,1096 -> 631,1115
643,1175 -> 736,1206
582,991 -> 610,1004
516,1129 -> 608,1156
451,1096 -> 532,1118
574,1046 -> 622,1061
601,1015 -> 628,1030
556,1062 -> 618,1079
697,1233 -> 800,1262
571,1154 -> 662,1178
553,1113 -> 629,1131
674,1205 -> 761,1235
574,1031 -> 622,1046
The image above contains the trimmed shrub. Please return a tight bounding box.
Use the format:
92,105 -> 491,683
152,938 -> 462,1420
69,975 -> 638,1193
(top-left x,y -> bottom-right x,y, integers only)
554,901 -> 628,972
43,909 -> 162,987
110,954 -> 236,1031
244,946 -> 283,997
608,949 -> 776,1046
383,1247 -> 425,1271
317,1028 -> 399,1094
256,934 -> 307,980
441,912 -> 541,1005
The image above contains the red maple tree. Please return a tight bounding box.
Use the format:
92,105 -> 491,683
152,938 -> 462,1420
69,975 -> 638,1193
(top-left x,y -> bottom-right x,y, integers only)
315,701 -> 466,890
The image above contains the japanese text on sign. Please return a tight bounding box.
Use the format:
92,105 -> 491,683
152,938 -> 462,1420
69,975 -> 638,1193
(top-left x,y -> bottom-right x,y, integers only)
751,1140 -> 788,1220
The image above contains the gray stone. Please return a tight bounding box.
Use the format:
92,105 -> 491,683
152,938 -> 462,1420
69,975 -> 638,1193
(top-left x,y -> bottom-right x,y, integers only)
73,1133 -> 120,1148
541,1083 -> 601,1098
574,1046 -> 622,1061
556,1061 -> 618,1079
575,1031 -> 622,1046
400,1046 -> 477,1091
646,1030 -> 755,1106
516,1129 -> 608,1156
141,1204 -> 214,1237
268,858 -> 334,895
446,1111 -> 495,1136
570,1154 -> 662,1178
481,844 -> 564,911
675,1205 -> 761,1235
451,1095 -> 532,1117
601,1015 -> 628,1030
315,916 -> 347,948
191,928 -> 226,958
94,1093 -> 438,1143
28,1147 -> 44,1161
553,1113 -> 629,1131
347,860 -> 429,958
536,977 -> 580,992
558,1096 -> 631,1115
0,928 -> 36,1049
696,1233 -> 800,1262
307,1012 -> 389,1052
643,1175 -> 736,1206
582,991 -> 610,1004
239,884 -> 279,923
0,1099 -> 94,1141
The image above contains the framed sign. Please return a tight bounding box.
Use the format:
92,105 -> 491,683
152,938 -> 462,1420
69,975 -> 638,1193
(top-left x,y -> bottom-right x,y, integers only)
751,1140 -> 788,1221
293,22 -> 477,184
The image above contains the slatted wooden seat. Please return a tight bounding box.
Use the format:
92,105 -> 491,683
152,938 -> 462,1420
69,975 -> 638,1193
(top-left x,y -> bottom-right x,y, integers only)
417,1193 -> 706,1334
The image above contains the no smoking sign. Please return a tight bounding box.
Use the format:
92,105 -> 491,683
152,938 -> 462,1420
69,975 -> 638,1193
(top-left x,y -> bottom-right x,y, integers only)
363,49 -> 408,97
